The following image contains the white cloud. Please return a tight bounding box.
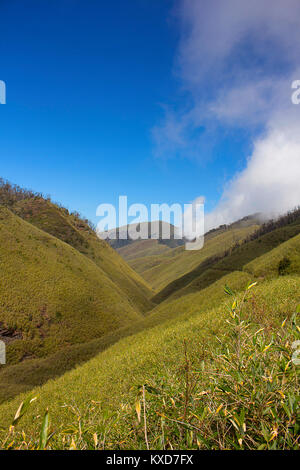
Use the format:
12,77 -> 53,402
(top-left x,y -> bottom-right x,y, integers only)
155,0 -> 300,229
182,196 -> 205,240
205,116 -> 300,231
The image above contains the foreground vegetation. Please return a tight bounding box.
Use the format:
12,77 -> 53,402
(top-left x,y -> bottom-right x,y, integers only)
0,279 -> 299,449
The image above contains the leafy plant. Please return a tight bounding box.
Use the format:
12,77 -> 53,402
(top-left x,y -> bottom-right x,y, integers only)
127,282 -> 300,450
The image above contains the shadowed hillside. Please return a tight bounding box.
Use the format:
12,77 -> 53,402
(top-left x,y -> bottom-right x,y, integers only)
152,209 -> 300,303
133,221 -> 260,292
104,220 -> 185,251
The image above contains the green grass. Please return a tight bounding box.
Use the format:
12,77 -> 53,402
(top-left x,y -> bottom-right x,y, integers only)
12,198 -> 153,313
0,270 -> 251,403
1,211 -> 300,406
0,181 -> 299,449
0,207 -> 142,365
153,220 -> 300,303
138,225 -> 258,292
0,276 -> 299,449
118,239 -> 172,261
244,232 -> 300,278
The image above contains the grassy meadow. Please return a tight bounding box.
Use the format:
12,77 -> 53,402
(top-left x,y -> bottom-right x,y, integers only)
0,182 -> 299,450
0,276 -> 299,449
130,225 -> 259,292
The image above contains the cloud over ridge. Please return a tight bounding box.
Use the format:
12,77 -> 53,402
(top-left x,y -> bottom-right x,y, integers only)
154,0 -> 300,231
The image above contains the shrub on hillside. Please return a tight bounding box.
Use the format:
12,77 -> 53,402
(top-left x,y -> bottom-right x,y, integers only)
278,257 -> 291,276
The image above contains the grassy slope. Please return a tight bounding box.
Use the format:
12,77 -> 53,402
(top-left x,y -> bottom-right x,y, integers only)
12,198 -> 153,313
0,197 -> 299,436
0,270 -> 251,402
244,231 -> 300,278
2,217 -> 300,403
0,274 -> 299,439
153,220 -> 300,303
127,248 -> 183,277
0,207 -> 142,365
107,221 -> 184,251
118,239 -> 172,260
136,225 -> 258,291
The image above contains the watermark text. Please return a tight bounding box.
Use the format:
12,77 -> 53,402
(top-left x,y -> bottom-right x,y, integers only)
96,196 -> 204,251
291,80 -> 300,104
0,80 -> 6,104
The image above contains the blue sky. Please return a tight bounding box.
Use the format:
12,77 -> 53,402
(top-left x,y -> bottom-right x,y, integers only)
1,0 -> 300,229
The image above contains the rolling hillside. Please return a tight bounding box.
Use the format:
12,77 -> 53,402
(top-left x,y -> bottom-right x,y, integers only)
8,196 -> 154,313
117,238 -> 172,260
0,270 -> 252,402
0,182 -> 299,449
0,207 -> 143,365
1,208 -> 300,407
151,210 -> 300,303
129,219 -> 260,292
0,273 -> 299,449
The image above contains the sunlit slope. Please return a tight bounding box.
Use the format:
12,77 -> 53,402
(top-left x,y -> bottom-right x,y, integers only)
118,239 -> 172,260
124,219 -> 260,291
0,274 -> 299,435
244,231 -> 300,278
12,198 -> 153,312
127,248 -> 182,277
154,219 -> 300,303
142,224 -> 258,293
0,270 -> 251,403
107,221 -> 184,251
0,207 -> 142,365
1,202 -> 299,409
1,217 -> 299,403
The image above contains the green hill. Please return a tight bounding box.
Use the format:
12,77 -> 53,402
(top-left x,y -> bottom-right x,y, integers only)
131,224 -> 259,292
152,211 -> 300,303
0,181 -> 299,449
0,270 -> 250,402
0,274 -> 299,449
105,221 -> 185,251
0,207 -> 145,365
2,215 -> 300,406
10,197 -> 153,313
244,231 -> 300,278
118,238 -> 172,260
1,203 -> 300,406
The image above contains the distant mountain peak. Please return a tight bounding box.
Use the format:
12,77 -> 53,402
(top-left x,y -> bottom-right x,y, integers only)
100,220 -> 186,249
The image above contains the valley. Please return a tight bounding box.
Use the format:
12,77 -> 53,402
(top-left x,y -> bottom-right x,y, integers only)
0,180 -> 299,450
